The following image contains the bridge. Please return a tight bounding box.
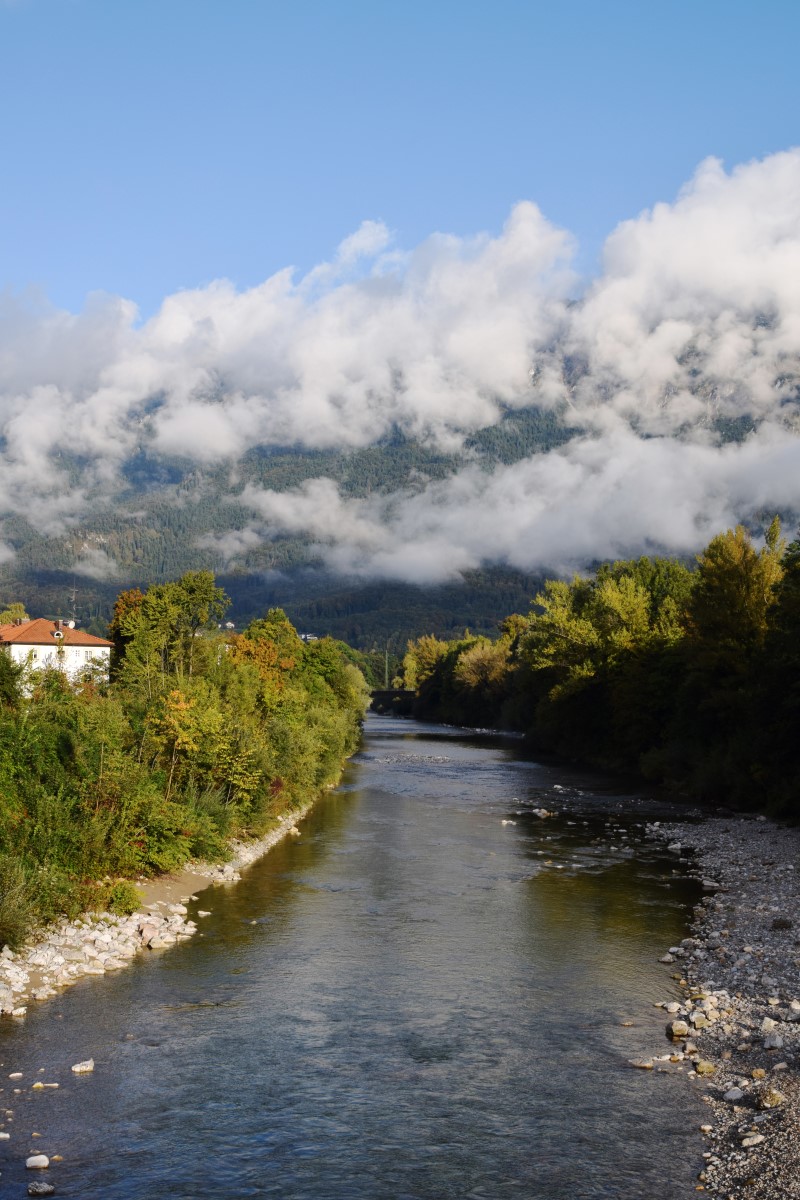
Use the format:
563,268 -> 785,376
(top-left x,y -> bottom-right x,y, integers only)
369,688 -> 415,714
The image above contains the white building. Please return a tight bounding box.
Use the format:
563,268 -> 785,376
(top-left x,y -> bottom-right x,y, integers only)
0,618 -> 113,681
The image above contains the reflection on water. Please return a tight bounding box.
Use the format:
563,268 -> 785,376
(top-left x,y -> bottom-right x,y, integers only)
0,715 -> 704,1198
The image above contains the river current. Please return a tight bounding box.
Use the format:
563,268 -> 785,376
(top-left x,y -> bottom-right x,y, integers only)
0,715 -> 705,1198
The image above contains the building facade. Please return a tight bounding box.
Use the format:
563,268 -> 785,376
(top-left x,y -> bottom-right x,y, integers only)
0,618 -> 113,681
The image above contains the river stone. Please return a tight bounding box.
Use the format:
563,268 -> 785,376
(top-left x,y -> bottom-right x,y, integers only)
27,1183 -> 55,1196
763,1033 -> 784,1050
741,1133 -> 765,1148
59,947 -> 86,963
723,1087 -> 744,1102
25,1154 -> 49,1168
71,1058 -> 94,1074
667,1020 -> 690,1038
759,1088 -> 787,1108
694,1060 -> 716,1075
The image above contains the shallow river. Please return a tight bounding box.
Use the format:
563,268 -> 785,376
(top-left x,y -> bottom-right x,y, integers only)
0,715 -> 705,1198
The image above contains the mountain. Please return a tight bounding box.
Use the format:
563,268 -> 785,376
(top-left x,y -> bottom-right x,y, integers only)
0,405 -> 568,643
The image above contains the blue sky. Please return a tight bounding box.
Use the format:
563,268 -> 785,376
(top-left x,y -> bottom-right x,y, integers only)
1,0 -> 799,317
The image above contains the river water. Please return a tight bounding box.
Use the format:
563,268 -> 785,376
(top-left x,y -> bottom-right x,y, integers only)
0,715 -> 705,1199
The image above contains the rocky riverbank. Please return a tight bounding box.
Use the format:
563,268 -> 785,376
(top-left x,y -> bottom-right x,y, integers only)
647,814 -> 800,1199
0,806 -> 310,1018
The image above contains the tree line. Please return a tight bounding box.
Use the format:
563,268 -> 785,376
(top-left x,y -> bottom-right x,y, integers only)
0,572 -> 370,947
400,519 -> 800,818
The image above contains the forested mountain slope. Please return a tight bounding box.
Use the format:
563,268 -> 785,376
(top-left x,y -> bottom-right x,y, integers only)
0,406 -> 567,643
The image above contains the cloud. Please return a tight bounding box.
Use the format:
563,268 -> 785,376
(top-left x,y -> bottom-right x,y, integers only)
3,149 -> 800,580
71,546 -> 120,582
230,425 -> 800,584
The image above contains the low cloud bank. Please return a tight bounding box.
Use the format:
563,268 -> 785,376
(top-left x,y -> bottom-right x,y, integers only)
3,149 -> 800,577
216,427 -> 799,584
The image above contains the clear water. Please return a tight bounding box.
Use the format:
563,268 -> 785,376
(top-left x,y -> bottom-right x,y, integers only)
0,715 -> 705,1198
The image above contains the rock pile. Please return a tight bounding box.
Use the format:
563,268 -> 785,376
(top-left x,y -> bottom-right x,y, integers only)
648,815 -> 800,1198
0,907 -> 198,1015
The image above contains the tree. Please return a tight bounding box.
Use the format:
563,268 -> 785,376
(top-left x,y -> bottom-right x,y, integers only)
0,602 -> 29,624
687,524 -> 784,655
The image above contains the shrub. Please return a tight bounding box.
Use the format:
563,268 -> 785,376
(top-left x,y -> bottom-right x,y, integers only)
0,855 -> 34,949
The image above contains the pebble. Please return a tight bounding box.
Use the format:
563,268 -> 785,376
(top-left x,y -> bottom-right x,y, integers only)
25,1154 -> 49,1169
71,1058 -> 94,1074
27,1183 -> 55,1197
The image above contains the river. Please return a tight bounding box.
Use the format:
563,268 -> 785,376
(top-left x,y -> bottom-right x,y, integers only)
0,714 -> 705,1198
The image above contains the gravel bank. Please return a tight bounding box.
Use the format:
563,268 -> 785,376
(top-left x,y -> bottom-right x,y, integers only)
647,814 -> 800,1199
0,804 -> 311,1017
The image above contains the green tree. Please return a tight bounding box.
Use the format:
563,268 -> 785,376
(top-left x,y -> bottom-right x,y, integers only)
0,602 -> 29,624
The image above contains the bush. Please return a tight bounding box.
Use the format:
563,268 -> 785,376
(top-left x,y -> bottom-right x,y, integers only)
105,880 -> 143,915
0,855 -> 34,950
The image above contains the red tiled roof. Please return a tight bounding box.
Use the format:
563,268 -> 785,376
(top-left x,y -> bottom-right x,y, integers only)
0,619 -> 113,648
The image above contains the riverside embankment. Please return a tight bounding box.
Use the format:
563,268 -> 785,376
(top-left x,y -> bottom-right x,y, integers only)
1,715 -> 710,1199
646,815 -> 800,1199
0,805 -> 315,1014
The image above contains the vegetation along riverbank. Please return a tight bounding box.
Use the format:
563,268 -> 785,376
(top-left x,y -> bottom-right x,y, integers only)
398,517 -> 800,818
0,571 -> 370,964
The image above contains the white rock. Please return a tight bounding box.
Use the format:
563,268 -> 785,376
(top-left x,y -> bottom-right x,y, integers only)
26,1154 -> 49,1168
71,1058 -> 94,1074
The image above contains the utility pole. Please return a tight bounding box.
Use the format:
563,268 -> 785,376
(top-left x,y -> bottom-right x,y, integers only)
68,580 -> 78,625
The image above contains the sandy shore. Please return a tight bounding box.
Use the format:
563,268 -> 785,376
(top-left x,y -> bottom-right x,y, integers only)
646,814 -> 800,1199
0,802 -> 313,1014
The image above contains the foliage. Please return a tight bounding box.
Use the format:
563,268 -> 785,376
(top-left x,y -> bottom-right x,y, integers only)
0,602 -> 29,624
399,524 -> 800,818
0,574 -> 368,948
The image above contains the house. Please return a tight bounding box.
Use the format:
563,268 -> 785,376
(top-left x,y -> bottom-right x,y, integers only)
0,618 -> 113,681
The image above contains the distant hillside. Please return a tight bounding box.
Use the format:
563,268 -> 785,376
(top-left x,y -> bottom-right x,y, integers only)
0,406 -> 563,643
